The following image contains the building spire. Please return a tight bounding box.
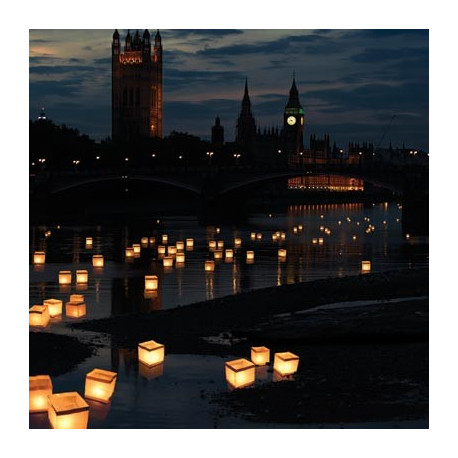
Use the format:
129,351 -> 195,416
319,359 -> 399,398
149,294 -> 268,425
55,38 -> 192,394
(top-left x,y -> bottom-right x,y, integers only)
286,74 -> 302,109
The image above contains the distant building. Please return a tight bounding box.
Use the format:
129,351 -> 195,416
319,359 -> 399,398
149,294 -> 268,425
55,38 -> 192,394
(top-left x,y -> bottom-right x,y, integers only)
211,116 -> 224,149
37,107 -> 47,121
111,29 -> 163,142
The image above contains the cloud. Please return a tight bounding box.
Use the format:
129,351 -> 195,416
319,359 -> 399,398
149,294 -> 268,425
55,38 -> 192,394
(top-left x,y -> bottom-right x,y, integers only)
30,65 -> 97,75
348,46 -> 428,64
29,79 -> 84,97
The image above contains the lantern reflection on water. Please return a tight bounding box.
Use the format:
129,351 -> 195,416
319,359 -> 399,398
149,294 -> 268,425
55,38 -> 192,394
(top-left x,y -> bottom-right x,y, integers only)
273,352 -> 299,376
251,346 -> 270,366
139,361 -> 163,380
138,340 -> 165,367
361,260 -> 371,272
205,260 -> 215,272
48,392 -> 89,429
84,369 -> 117,404
225,358 -> 255,388
144,275 -> 158,290
33,251 -> 46,265
43,299 -> 63,318
29,375 -> 53,413
66,302 -> 86,318
92,255 -> 104,267
29,305 -> 50,328
176,241 -> 185,251
58,270 -> 72,285
76,270 -> 88,284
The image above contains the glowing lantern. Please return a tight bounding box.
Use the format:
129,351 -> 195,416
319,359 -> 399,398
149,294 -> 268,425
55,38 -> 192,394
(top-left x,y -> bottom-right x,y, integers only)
273,352 -> 300,376
125,247 -> 134,258
76,270 -> 88,284
280,232 -> 286,240
29,375 -> 53,413
58,270 -> 72,285
132,244 -> 141,255
246,251 -> 255,262
138,340 -> 165,367
167,245 -> 177,256
43,299 -> 62,318
209,240 -> 217,250
256,233 -> 262,241
29,305 -> 50,328
278,249 -> 287,258
234,237 -> 242,247
85,237 -> 93,248
92,255 -> 104,267
361,260 -> 371,272
312,238 -> 318,244
66,302 -> 86,318
251,346 -> 270,366
84,369 -> 117,404
214,250 -> 223,260
205,260 -> 215,272
352,235 -> 357,241
186,238 -> 194,248
293,226 -> 298,234
272,233 -> 278,241
70,294 -> 84,303
158,245 -> 166,255
149,237 -> 156,244
33,251 -> 46,265
319,225 -> 324,232
250,232 -> 256,240
217,240 -> 224,250
216,227 -> 221,234
176,241 -> 185,251
225,358 -> 255,388
338,221 -> 342,225
318,238 -> 324,245
298,224 -> 303,231
225,249 -> 234,260
162,234 -> 168,244
406,233 -> 411,240
144,275 -> 158,290
141,237 -> 149,245
176,252 -> 185,264
48,392 -> 89,429
163,256 -> 173,267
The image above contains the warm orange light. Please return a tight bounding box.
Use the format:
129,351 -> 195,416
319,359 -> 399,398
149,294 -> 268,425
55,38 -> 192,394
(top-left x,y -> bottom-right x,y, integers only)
256,233 -> 262,241
272,233 -> 278,241
58,270 -> 72,285
209,240 -> 217,250
29,305 -> 50,327
298,224 -> 303,231
141,237 -> 149,245
43,299 -> 62,318
145,275 -> 158,290
33,251 -> 46,265
138,340 -> 165,367
217,240 -> 224,250
132,244 -> 141,255
66,302 -> 87,318
225,358 -> 255,388
70,294 -> 84,303
92,255 -> 104,267
76,270 -> 88,284
161,234 -> 168,244
214,250 -> 223,260
293,226 -> 298,234
280,232 -> 286,240
246,251 -> 255,261
85,237 -> 93,248
361,260 -> 371,272
251,346 -> 270,366
312,238 -> 318,244
250,232 -> 256,240
278,249 -> 287,258
176,252 -> 185,264
48,392 -> 89,429
406,233 -> 411,240
318,238 -> 324,245
205,260 -> 215,272
234,237 -> 242,247
84,369 -> 117,404
176,241 -> 184,251
352,235 -> 357,241
225,249 -> 234,260
158,245 -> 166,255
167,245 -> 177,256
149,237 -> 156,244
273,352 -> 300,376
29,375 -> 52,413
163,256 -> 173,267
125,247 -> 134,258
186,238 -> 194,248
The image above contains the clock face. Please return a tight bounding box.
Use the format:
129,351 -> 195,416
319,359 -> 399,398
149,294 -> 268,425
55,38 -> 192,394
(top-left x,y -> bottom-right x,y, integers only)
287,116 -> 296,126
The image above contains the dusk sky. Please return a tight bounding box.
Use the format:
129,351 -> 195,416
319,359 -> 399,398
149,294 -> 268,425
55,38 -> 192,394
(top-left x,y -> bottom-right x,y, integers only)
29,29 -> 429,150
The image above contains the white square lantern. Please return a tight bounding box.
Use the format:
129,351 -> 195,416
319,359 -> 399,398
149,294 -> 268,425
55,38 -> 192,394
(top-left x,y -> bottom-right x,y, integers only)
76,270 -> 88,284
48,392 -> 89,429
29,375 -> 53,413
273,352 -> 300,376
29,305 -> 50,328
225,358 -> 255,388
84,369 -> 117,404
144,275 -> 158,291
138,340 -> 165,367
251,346 -> 270,366
43,299 -> 63,318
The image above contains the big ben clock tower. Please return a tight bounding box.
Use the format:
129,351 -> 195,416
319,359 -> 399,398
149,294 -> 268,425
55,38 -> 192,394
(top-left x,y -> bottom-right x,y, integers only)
283,75 -> 304,159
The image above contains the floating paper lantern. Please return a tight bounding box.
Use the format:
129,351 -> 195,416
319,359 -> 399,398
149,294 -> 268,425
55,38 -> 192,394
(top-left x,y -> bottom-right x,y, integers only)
149,237 -> 156,244
214,250 -> 223,260
251,346 -> 270,366
209,240 -> 217,250
234,237 -> 242,247
76,270 -> 88,284
144,275 -> 158,290
225,249 -> 234,260
250,232 -> 256,240
162,234 -> 168,244
163,256 -> 173,267
338,221 -> 342,225
58,270 -> 72,285
29,305 -> 50,328
246,251 -> 255,261
298,224 -> 303,231
84,369 -> 117,404
132,244 -> 141,255
293,226 -> 298,234
33,251 -> 46,265
167,245 -> 177,256
176,252 -> 185,264
85,237 -> 93,248
70,294 -> 84,303
272,233 -> 278,241
280,232 -> 286,240
216,227 -> 221,234
406,233 -> 411,240
205,260 -> 215,272
217,240 -> 224,250
361,260 -> 371,272
125,247 -> 134,258
48,392 -> 89,429
176,241 -> 184,251
66,302 -> 86,318
92,255 -> 104,267
43,299 -> 63,318
278,249 -> 287,258
273,352 -> 300,376
29,375 -> 53,413
186,238 -> 194,248
318,238 -> 324,245
352,235 -> 357,241
158,245 -> 166,255
312,238 -> 318,244
138,340 -> 165,367
319,225 -> 324,232
225,358 -> 255,388
256,233 -> 262,241
141,237 -> 149,245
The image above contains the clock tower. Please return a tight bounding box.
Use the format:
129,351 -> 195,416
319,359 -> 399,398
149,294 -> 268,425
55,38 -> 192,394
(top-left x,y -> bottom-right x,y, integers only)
283,75 -> 304,158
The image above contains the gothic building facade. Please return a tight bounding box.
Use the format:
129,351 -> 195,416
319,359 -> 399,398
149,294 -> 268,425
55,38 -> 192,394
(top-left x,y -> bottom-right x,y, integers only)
111,29 -> 163,143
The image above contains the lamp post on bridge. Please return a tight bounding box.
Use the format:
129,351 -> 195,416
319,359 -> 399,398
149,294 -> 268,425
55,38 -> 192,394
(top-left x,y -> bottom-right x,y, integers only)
206,151 -> 214,166
233,153 -> 241,167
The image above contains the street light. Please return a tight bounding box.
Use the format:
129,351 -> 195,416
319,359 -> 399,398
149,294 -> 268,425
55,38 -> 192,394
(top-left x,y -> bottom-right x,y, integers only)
206,151 -> 214,165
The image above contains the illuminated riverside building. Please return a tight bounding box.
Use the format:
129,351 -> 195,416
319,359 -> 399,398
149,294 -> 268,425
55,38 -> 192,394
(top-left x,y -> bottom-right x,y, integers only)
112,29 -> 163,142
288,175 -> 364,192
